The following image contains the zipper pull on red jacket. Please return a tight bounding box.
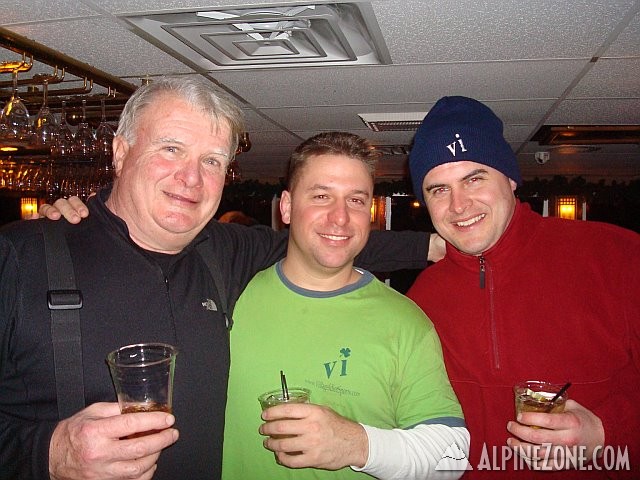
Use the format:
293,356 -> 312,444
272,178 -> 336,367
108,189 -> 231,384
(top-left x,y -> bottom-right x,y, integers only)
479,255 -> 486,289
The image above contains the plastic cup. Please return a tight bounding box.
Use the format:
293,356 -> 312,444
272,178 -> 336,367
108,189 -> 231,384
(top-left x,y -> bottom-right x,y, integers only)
514,380 -> 568,427
258,387 -> 310,443
107,343 -> 178,414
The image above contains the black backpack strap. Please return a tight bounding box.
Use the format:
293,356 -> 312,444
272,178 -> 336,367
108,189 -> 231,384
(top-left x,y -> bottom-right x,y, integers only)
196,242 -> 233,330
41,223 -> 85,418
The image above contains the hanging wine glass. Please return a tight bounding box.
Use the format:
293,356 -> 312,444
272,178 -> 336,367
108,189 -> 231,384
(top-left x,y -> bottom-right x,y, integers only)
94,97 -> 115,189
225,158 -> 242,185
94,98 -> 115,151
47,100 -> 74,201
32,74 -> 59,148
0,107 -> 7,139
54,100 -> 74,157
1,68 -> 31,142
73,99 -> 95,160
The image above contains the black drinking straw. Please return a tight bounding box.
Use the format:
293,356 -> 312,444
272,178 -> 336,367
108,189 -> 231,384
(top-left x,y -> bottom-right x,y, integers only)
280,370 -> 289,400
551,382 -> 571,403
546,382 -> 571,411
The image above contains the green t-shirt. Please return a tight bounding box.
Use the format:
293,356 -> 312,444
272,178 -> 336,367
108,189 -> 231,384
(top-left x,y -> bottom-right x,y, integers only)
222,262 -> 463,480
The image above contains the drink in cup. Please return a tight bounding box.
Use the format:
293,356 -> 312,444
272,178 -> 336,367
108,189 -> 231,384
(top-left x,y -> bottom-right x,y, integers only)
107,342 -> 178,415
258,387 -> 311,441
514,380 -> 568,427
258,387 -> 311,410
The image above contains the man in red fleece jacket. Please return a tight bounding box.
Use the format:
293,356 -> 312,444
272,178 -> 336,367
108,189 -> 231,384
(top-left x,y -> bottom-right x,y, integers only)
406,95 -> 639,478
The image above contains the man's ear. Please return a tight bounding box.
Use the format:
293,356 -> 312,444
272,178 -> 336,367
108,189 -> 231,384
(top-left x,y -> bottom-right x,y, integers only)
111,136 -> 129,176
280,190 -> 292,225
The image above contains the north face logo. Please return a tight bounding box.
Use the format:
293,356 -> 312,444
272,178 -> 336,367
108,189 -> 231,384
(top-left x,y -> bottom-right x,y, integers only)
202,299 -> 218,311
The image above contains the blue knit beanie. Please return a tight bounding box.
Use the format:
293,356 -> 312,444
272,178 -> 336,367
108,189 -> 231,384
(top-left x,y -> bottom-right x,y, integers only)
409,96 -> 521,203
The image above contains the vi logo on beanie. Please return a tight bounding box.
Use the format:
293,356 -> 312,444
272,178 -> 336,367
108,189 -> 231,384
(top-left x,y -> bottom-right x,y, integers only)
445,133 -> 468,157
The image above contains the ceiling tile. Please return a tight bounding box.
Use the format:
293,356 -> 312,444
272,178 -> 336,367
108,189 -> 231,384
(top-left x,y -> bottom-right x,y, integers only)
569,58 -> 640,97
0,0 -> 98,24
372,0 -> 637,63
258,104 -> 416,131
213,60 -> 587,112
549,98 -> 640,124
7,18 -> 192,77
602,7 -> 640,57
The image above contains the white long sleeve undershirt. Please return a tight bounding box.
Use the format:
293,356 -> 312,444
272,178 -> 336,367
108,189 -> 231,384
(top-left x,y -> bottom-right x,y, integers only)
351,424 -> 470,480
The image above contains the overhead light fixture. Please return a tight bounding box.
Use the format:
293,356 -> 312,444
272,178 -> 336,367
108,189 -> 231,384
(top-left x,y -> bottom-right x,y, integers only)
532,125 -> 640,145
548,145 -> 600,155
358,112 -> 426,132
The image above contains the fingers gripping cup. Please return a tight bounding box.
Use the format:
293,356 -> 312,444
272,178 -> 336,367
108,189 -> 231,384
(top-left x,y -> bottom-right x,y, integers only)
107,343 -> 178,414
514,380 -> 569,427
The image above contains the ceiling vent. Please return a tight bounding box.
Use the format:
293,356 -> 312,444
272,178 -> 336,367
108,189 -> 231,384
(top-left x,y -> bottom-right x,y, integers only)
358,112 -> 427,132
122,3 -> 391,70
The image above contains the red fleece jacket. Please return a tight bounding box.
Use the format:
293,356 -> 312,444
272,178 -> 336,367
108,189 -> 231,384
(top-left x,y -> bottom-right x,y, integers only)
408,201 -> 639,478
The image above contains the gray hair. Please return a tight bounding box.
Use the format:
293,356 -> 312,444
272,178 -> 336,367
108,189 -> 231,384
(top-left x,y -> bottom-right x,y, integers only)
115,76 -> 245,156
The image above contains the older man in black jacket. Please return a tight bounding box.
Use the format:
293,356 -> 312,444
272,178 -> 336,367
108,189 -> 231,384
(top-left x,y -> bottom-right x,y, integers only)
0,76 -> 436,480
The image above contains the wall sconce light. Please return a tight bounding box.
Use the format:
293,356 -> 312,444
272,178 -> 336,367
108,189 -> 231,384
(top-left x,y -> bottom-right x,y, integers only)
370,196 -> 387,229
556,196 -> 577,220
20,197 -> 39,219
370,199 -> 377,223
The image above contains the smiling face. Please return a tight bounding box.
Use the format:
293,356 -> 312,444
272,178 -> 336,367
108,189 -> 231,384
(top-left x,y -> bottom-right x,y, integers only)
422,160 -> 517,256
280,153 -> 373,290
108,93 -> 232,253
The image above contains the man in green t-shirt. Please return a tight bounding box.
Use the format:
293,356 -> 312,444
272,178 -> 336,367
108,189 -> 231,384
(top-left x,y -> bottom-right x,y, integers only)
222,132 -> 469,480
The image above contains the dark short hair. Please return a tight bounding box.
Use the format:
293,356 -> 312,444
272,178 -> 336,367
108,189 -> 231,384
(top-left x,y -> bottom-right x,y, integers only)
287,131 -> 380,190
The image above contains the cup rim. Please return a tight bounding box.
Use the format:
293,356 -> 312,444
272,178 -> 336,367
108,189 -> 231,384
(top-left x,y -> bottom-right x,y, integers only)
107,342 -> 178,368
258,387 -> 310,401
513,380 -> 569,402
514,380 -> 565,391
